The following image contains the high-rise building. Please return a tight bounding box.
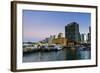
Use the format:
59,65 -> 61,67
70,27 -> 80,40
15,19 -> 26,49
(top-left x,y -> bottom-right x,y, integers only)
87,26 -> 91,44
80,33 -> 88,44
80,34 -> 84,44
84,33 -> 87,43
89,26 -> 91,34
65,22 -> 80,44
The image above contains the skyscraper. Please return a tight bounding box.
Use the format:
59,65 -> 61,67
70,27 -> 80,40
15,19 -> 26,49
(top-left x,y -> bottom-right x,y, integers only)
80,34 -> 84,44
65,22 -> 80,43
87,26 -> 91,44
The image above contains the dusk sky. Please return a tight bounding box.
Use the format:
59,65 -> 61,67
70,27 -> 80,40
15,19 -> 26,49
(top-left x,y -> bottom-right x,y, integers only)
22,10 -> 91,42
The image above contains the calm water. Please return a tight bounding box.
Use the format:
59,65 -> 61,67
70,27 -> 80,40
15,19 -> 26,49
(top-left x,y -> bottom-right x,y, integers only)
23,48 -> 91,62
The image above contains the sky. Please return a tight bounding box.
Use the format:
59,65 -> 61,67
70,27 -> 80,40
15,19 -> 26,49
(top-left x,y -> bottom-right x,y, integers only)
22,10 -> 91,42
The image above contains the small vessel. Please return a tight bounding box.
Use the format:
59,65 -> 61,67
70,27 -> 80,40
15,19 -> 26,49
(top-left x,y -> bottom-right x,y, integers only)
49,44 -> 62,51
79,46 -> 90,51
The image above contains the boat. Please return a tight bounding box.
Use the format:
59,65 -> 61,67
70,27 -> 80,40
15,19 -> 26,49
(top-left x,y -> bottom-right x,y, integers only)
48,44 -> 62,51
79,46 -> 90,51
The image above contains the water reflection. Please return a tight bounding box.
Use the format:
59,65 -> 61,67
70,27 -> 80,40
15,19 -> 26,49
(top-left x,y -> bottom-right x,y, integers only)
23,47 -> 91,62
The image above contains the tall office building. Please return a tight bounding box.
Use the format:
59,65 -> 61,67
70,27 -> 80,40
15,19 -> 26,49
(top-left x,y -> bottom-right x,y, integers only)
83,33 -> 87,43
65,22 -> 80,43
80,33 -> 89,44
87,26 -> 91,44
80,34 -> 84,44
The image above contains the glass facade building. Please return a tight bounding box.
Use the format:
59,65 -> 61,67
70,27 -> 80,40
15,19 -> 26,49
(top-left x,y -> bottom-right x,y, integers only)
65,22 -> 80,44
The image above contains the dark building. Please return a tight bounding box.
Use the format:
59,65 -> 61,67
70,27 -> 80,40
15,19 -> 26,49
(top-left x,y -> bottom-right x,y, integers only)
65,22 -> 80,44
87,26 -> 91,44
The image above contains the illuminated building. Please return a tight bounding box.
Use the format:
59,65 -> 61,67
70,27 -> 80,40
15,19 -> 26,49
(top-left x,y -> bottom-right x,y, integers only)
52,33 -> 68,46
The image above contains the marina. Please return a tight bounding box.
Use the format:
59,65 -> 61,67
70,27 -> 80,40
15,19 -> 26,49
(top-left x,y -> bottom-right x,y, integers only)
23,46 -> 91,62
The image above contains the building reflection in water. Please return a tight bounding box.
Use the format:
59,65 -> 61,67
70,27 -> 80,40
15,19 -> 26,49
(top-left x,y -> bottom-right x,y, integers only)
23,47 -> 91,62
66,47 -> 91,60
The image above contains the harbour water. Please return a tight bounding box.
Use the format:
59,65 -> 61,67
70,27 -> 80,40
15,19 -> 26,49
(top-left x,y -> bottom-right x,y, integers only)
23,47 -> 91,62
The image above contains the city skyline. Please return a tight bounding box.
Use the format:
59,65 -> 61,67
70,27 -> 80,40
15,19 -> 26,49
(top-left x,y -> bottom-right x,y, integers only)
23,10 -> 91,42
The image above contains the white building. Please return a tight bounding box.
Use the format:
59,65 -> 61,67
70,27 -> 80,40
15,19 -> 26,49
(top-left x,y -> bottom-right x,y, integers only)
80,33 -> 88,44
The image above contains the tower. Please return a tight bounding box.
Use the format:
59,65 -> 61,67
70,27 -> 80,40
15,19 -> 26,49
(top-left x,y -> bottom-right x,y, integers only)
65,22 -> 80,43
